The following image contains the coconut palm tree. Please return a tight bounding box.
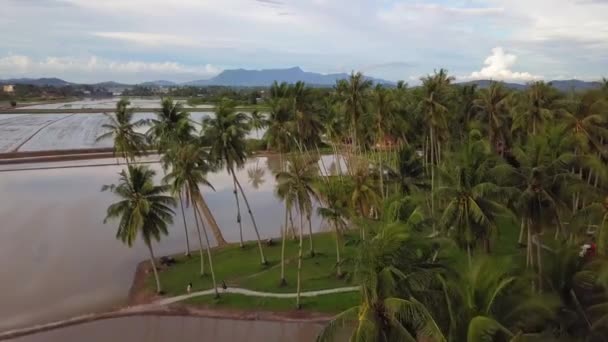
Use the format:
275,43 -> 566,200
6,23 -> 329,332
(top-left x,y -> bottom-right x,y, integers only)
203,98 -> 267,264
436,130 -> 512,263
163,143 -> 221,297
442,257 -> 556,341
96,99 -> 147,164
102,165 -> 176,294
473,82 -> 511,154
317,180 -> 350,277
148,98 -> 201,253
147,98 -> 193,152
317,222 -> 446,342
513,81 -> 559,137
350,158 -> 381,239
337,72 -> 372,150
386,145 -> 428,195
557,91 -> 608,153
495,133 -> 575,288
276,155 -> 319,303
419,69 -> 453,231
249,110 -> 267,139
371,84 -> 398,198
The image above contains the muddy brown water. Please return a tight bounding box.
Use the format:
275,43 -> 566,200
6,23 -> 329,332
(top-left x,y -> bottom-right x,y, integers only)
0,155 -> 346,332
5,316 -> 324,342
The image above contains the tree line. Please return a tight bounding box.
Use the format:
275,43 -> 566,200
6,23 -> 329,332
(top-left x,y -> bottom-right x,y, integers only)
99,70 -> 608,341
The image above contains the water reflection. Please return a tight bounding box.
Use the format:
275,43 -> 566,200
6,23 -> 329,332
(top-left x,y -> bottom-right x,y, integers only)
0,154 -> 342,331
7,316 -> 324,342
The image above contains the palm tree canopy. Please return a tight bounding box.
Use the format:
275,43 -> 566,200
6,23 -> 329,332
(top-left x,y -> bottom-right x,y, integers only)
203,98 -> 250,172
103,165 -> 176,246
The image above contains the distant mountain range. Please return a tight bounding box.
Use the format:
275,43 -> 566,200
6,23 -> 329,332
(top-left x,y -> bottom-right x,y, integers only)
0,67 -> 602,91
457,79 -> 602,92
182,67 -> 393,87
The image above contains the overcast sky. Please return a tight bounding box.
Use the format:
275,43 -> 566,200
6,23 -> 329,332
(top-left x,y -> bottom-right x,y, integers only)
1,0 -> 606,84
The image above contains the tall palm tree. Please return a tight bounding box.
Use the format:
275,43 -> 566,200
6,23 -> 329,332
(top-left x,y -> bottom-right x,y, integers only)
163,143 -> 221,297
557,91 -> 608,153
147,98 -> 194,152
102,165 -> 176,294
371,84 -> 398,199
473,82 -> 511,154
318,222 -> 446,341
419,69 -> 453,230
96,99 -> 147,164
148,98 -> 202,252
513,81 -> 559,137
317,180 -> 350,277
337,72 -> 372,150
436,130 -> 512,263
276,155 -> 319,303
495,133 -> 575,288
249,110 -> 267,139
204,98 -> 267,264
351,158 -> 381,239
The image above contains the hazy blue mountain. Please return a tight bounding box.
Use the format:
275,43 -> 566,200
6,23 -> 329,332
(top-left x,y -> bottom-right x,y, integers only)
0,77 -> 72,87
549,79 -> 602,92
457,79 -> 601,92
183,66 -> 394,87
456,79 -> 527,91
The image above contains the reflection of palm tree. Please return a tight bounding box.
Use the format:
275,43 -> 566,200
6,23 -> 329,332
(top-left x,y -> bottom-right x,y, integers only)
102,165 -> 176,294
204,98 -> 267,264
247,165 -> 266,190
96,99 -> 147,164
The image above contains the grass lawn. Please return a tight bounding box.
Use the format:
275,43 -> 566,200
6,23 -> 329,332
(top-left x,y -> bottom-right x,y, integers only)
184,292 -> 360,313
148,232 -> 358,299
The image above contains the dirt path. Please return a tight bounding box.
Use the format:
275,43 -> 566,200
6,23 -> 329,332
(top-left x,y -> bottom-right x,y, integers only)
155,286 -> 360,306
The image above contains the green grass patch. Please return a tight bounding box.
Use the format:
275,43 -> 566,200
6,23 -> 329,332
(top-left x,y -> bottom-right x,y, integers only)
149,232 -> 357,298
184,292 -> 360,313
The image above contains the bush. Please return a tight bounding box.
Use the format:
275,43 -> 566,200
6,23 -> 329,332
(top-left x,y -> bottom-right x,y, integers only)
10,100 -> 17,107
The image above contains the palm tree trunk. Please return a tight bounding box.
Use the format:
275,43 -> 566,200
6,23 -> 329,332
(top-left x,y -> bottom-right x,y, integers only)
289,208 -> 296,240
518,218 -> 525,245
296,208 -> 304,309
535,234 -> 543,292
146,242 -> 162,294
430,126 -> 436,233
280,202 -> 288,286
197,194 -> 227,246
178,192 -> 191,257
194,199 -> 219,298
467,244 -> 472,268
307,214 -> 315,257
334,220 -> 342,278
231,175 -> 244,248
192,205 -> 205,276
232,170 -> 267,265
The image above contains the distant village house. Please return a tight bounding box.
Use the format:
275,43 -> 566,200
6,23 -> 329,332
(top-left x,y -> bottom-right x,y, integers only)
2,84 -> 15,93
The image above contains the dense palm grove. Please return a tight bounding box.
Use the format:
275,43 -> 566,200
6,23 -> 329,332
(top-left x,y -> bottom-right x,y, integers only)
99,71 -> 608,341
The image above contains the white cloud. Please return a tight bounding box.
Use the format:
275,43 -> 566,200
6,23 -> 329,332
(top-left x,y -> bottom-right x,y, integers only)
0,54 -> 222,82
463,47 -> 542,82
93,32 -> 200,47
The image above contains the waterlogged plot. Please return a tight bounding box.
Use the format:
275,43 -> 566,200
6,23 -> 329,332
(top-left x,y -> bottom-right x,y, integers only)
20,98 -> 213,110
0,114 -> 68,152
19,113 -> 113,151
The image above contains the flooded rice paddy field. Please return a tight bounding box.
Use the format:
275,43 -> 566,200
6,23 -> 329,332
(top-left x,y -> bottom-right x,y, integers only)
0,155 -> 345,332
6,316 -> 324,342
0,112 -> 262,153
